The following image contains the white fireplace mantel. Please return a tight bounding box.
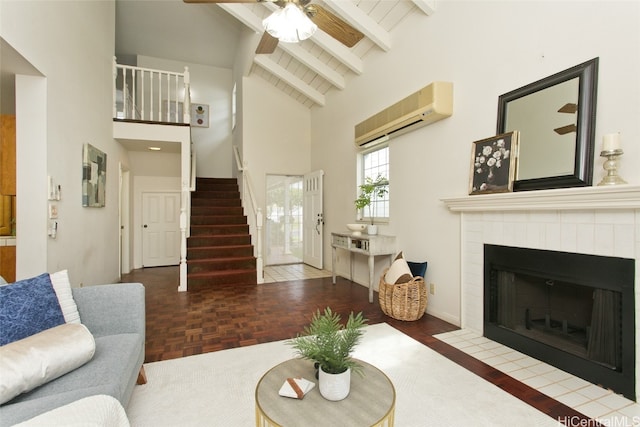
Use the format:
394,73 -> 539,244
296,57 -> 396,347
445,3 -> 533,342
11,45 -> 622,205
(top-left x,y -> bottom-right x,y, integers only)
442,185 -> 640,212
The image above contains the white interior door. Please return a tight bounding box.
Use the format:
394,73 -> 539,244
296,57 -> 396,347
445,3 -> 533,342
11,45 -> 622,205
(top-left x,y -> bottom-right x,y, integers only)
303,170 -> 324,269
119,166 -> 131,276
142,192 -> 180,267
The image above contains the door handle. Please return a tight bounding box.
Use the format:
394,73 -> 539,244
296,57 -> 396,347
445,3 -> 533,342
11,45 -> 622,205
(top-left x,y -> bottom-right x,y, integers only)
315,213 -> 324,235
143,224 -> 148,228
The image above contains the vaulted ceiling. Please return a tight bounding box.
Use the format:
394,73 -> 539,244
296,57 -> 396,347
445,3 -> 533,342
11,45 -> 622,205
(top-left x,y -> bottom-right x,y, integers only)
115,0 -> 436,108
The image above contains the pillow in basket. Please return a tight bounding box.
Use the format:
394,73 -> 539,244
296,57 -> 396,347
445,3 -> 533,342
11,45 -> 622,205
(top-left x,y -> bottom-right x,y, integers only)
385,252 -> 413,284
407,261 -> 428,278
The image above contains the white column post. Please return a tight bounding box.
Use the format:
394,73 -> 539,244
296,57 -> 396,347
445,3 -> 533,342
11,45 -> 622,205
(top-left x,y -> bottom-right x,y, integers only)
112,57 -> 117,119
183,66 -> 191,125
178,186 -> 188,292
256,208 -> 264,284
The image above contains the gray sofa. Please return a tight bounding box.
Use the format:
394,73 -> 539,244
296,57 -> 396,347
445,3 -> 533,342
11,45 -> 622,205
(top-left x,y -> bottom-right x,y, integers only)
0,283 -> 145,426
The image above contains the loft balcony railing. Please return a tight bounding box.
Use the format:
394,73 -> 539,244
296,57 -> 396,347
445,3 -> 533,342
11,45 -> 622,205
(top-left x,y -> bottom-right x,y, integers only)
112,57 -> 191,124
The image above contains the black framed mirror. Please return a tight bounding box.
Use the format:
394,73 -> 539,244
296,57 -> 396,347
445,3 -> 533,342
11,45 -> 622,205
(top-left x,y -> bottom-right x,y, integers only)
497,58 -> 598,191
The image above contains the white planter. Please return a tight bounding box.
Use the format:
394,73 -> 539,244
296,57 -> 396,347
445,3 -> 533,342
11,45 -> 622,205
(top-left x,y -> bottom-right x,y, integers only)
367,224 -> 378,235
318,367 -> 351,401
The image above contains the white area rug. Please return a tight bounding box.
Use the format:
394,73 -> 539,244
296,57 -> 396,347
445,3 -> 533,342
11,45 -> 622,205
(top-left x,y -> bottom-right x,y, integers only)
127,323 -> 557,426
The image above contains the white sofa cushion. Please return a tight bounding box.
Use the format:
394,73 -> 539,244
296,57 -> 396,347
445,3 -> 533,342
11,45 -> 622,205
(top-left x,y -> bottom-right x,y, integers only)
49,270 -> 80,324
13,395 -> 130,427
0,323 -> 95,404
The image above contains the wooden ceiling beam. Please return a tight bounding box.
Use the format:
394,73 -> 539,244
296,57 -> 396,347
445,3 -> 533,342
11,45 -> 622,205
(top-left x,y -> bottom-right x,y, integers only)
412,0 -> 437,16
306,30 -> 363,75
321,0 -> 391,52
253,56 -> 326,106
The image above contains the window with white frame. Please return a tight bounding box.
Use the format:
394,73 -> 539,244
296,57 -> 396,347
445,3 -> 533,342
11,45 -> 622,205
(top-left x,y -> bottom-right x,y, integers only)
357,145 -> 389,222
231,82 -> 237,131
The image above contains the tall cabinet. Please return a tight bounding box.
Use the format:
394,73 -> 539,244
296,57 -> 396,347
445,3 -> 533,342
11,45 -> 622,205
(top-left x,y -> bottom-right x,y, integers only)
0,115 -> 16,282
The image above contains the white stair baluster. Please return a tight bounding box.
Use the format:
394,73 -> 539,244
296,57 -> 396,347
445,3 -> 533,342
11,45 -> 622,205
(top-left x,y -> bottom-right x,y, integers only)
140,69 -> 145,121
158,72 -> 162,122
166,72 -> 170,122
123,68 -> 129,119
150,72 -> 154,121
131,68 -> 137,119
174,73 -> 179,123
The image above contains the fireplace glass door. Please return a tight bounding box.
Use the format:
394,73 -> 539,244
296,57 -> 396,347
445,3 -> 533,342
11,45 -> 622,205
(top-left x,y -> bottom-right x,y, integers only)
483,244 -> 635,400
493,270 -> 621,370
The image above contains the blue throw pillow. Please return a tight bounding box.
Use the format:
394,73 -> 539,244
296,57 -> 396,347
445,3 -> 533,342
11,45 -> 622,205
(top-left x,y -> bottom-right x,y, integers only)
0,273 -> 65,346
407,261 -> 428,278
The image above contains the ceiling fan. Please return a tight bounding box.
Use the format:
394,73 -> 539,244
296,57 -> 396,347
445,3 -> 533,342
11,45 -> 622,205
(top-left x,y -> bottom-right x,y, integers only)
184,0 -> 365,54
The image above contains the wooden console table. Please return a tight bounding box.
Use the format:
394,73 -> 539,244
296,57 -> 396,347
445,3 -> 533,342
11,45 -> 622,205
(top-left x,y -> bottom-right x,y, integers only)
331,232 -> 396,303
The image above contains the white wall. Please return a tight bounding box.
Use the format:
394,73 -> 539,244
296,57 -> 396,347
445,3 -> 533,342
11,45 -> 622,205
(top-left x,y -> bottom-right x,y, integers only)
1,0 -> 130,286
243,77 -> 312,206
311,1 -> 640,326
242,76 -> 311,258
129,151 -> 181,177
136,55 -> 233,178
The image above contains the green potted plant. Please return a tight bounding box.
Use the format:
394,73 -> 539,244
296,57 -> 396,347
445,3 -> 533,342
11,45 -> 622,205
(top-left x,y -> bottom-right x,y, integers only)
287,307 -> 367,401
354,175 -> 388,235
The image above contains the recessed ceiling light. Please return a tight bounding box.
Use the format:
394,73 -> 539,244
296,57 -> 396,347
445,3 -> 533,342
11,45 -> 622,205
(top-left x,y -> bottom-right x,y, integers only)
148,146 -> 161,151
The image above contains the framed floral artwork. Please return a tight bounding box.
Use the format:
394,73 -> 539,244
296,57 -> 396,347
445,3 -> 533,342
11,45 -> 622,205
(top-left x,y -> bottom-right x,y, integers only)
469,131 -> 519,195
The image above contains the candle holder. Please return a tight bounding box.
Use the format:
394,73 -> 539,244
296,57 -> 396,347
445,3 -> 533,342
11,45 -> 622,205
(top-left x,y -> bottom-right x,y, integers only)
597,149 -> 627,186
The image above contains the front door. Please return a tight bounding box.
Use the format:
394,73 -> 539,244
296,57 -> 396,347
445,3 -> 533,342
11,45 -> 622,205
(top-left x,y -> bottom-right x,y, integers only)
302,170 -> 324,269
141,192 -> 180,267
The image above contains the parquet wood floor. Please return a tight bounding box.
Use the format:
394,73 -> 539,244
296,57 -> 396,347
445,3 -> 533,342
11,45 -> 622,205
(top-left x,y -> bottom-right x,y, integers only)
121,266 -> 594,425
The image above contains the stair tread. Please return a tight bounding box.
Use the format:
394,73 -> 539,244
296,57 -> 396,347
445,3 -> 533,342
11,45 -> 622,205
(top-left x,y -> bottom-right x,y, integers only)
188,256 -> 255,263
191,215 -> 246,218
188,244 -> 252,249
192,216 -> 244,218
191,224 -> 247,227
187,269 -> 256,277
189,233 -> 250,238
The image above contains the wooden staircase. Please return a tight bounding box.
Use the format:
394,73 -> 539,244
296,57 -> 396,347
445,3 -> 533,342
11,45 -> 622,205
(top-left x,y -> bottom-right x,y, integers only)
187,177 -> 257,289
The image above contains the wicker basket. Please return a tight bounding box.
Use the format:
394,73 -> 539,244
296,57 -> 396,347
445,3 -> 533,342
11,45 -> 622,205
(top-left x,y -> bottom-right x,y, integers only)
378,268 -> 427,321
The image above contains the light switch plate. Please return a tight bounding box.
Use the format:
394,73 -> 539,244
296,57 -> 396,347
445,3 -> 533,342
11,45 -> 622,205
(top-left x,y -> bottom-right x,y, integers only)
48,203 -> 58,219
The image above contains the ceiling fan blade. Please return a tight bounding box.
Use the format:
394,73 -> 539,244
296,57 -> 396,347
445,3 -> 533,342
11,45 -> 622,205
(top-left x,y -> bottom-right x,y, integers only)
554,124 -> 577,135
305,4 -> 364,48
256,32 -> 279,54
557,103 -> 578,114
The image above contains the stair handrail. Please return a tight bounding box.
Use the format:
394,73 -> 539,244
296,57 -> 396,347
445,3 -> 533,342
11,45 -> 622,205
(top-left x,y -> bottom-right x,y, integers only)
178,139 -> 195,292
190,141 -> 197,191
234,145 -> 264,284
113,57 -> 191,124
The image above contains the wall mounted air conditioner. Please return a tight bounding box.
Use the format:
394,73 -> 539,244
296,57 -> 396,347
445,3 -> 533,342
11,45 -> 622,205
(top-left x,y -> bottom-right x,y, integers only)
354,81 -> 453,147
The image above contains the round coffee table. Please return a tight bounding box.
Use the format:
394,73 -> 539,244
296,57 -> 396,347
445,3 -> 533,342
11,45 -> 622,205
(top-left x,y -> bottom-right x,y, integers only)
255,358 -> 395,427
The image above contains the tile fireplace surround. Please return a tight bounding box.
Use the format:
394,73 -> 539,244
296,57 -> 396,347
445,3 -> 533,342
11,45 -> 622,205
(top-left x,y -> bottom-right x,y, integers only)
442,185 -> 640,400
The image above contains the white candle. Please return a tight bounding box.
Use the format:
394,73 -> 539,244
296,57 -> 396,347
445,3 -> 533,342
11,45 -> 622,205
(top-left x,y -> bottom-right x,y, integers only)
602,133 -> 621,151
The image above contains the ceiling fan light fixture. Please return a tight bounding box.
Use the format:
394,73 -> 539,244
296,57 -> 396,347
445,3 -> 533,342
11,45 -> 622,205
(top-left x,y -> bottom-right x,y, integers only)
262,3 -> 317,43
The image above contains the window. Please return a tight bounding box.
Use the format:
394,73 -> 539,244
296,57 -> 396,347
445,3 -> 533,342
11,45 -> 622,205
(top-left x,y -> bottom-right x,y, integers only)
231,82 -> 237,131
357,145 -> 389,222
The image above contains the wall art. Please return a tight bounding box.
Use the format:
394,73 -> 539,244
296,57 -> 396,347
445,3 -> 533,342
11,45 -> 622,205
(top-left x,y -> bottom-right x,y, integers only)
469,131 -> 519,195
82,143 -> 107,207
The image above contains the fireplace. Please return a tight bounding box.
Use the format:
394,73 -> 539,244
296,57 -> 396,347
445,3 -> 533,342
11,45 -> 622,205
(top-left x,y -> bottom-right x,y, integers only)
484,244 -> 635,400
